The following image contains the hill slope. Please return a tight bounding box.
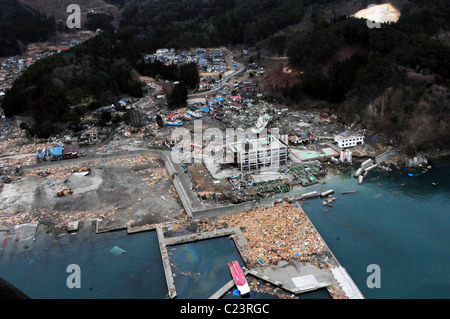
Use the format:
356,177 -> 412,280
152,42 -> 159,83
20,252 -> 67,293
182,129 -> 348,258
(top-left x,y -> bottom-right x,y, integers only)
281,1 -> 450,154
0,0 -> 56,56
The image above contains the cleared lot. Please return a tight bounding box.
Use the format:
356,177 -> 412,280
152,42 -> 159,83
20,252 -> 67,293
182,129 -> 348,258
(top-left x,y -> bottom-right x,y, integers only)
0,155 -> 186,231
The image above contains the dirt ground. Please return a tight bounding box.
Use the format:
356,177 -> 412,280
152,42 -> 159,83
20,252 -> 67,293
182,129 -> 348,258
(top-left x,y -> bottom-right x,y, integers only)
188,163 -> 232,195
0,155 -> 186,231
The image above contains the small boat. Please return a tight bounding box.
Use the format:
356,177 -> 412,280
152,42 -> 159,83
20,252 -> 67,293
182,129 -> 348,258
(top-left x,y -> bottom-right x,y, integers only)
165,120 -> 183,126
228,261 -> 250,296
187,110 -> 202,118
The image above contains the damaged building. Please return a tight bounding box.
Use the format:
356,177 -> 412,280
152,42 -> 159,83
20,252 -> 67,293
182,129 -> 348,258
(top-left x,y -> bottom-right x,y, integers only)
228,136 -> 289,171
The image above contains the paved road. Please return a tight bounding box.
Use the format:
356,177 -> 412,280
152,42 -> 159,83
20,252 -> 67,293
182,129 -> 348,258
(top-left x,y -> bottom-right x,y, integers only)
20,149 -> 162,171
188,56 -> 246,98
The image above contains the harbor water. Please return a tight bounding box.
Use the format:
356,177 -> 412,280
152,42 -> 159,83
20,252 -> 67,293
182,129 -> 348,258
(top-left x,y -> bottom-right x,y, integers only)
297,157 -> 450,299
0,227 -> 167,299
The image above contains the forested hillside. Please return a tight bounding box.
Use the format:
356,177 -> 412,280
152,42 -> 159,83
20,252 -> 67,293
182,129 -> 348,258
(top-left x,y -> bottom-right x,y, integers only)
282,0 -> 450,154
2,0 -> 307,137
118,0 -> 305,48
0,0 -> 55,56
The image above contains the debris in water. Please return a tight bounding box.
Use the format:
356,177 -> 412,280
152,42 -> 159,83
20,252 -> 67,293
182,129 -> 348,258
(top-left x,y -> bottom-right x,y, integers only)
110,246 -> 126,256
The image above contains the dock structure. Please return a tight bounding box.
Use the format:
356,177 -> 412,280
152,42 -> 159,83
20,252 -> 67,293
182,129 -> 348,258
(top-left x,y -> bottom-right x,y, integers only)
126,222 -> 157,234
155,226 -> 247,299
126,205 -> 364,299
156,227 -> 177,299
247,262 -> 332,295
209,278 -> 237,299
331,267 -> 365,299
164,227 -> 237,246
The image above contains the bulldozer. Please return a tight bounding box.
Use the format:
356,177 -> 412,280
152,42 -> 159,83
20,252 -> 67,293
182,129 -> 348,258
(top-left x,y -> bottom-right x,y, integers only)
57,188 -> 73,197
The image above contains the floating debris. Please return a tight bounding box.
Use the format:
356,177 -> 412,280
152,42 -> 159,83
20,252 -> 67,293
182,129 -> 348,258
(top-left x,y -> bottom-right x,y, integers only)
110,246 -> 126,256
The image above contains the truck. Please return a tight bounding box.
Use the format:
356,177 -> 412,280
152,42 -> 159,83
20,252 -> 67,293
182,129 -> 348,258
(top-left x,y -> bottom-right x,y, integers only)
36,144 -> 80,163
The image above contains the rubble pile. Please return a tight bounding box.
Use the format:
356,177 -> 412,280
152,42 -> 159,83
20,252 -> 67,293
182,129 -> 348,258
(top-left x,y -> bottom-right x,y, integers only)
22,162 -> 101,180
106,155 -> 160,167
209,202 -> 327,267
3,140 -> 53,155
327,284 -> 349,299
247,278 -> 297,299
1,156 -> 34,169
0,207 -> 118,230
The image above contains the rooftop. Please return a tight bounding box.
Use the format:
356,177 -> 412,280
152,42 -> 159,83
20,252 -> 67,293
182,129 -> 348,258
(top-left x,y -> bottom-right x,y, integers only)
337,131 -> 362,137
229,137 -> 286,153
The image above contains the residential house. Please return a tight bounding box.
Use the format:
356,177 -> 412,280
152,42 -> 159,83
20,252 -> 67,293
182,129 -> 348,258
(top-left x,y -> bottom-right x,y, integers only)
199,82 -> 211,91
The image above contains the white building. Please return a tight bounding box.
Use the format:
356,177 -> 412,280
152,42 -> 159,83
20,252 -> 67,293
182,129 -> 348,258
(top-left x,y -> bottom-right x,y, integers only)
228,136 -> 288,171
334,131 -> 364,148
155,48 -> 169,56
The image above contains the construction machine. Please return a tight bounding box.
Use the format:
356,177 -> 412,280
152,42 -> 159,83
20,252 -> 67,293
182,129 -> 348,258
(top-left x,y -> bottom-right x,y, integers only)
57,188 -> 73,197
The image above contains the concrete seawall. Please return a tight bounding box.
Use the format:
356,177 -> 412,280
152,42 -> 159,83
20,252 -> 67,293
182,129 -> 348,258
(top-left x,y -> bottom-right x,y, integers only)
375,150 -> 400,164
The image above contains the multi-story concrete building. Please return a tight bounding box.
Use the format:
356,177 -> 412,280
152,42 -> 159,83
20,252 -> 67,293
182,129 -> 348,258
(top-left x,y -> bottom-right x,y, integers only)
228,136 -> 288,171
334,131 -> 364,148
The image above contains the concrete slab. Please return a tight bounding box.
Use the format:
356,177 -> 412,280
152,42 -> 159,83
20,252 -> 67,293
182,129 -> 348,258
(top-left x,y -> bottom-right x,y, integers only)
292,274 -> 319,289
156,227 -> 177,299
249,260 -> 332,294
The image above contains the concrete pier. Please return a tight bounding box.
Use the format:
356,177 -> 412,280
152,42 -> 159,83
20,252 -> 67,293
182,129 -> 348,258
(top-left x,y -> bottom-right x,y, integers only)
126,223 -> 156,234
331,267 -> 365,299
154,226 -> 249,299
209,278 -> 236,299
247,262 -> 331,295
156,227 -> 177,299
164,227 -> 238,246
